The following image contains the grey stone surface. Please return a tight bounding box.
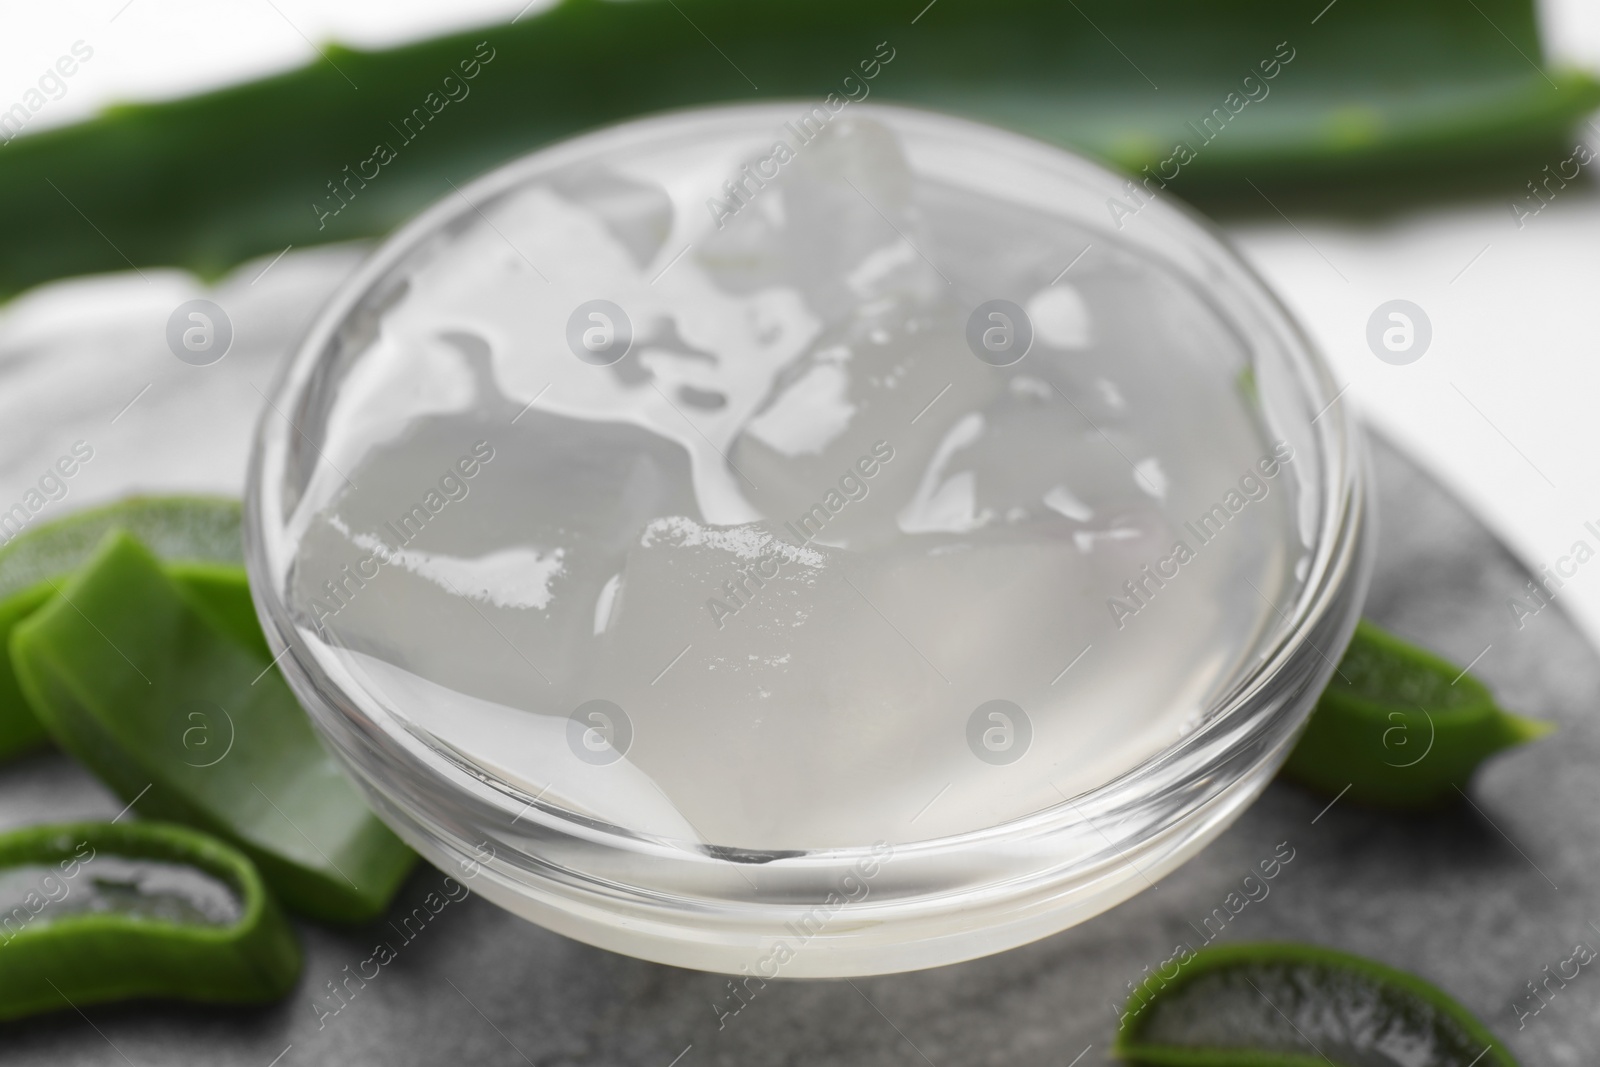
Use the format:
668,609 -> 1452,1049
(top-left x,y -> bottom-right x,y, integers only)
0,434 -> 1590,1066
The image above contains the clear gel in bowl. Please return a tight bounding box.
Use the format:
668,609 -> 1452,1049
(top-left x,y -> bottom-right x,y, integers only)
247,104 -> 1368,975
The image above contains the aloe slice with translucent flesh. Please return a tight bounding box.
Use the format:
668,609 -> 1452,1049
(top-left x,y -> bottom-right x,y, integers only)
0,820 -> 300,1021
1282,620 -> 1551,809
1116,943 -> 1516,1067
0,0 -> 1594,299
10,530 -> 414,923
0,496 -> 261,759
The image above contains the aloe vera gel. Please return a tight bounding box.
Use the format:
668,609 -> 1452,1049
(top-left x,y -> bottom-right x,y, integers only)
275,105 -> 1314,858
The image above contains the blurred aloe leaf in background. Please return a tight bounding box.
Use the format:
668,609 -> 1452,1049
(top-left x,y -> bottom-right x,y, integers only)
1,0 -> 1594,300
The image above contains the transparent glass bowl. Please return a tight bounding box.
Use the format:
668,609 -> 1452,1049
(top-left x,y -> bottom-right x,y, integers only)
245,104 -> 1369,976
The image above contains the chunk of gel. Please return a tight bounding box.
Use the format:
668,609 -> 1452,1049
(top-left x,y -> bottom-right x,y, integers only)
284,116 -> 1309,851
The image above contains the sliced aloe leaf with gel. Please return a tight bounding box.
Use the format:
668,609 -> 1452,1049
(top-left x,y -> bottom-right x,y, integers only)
0,820 -> 301,1020
0,496 -> 263,760
1282,620 -> 1551,809
10,530 -> 415,922
1115,942 -> 1516,1067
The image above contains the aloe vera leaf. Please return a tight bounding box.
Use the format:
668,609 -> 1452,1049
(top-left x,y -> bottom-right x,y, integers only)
0,497 -> 263,760
1115,942 -> 1516,1067
0,0 -> 1593,299
10,530 -> 415,923
1282,619 -> 1551,809
0,820 -> 301,1021
0,496 -> 242,602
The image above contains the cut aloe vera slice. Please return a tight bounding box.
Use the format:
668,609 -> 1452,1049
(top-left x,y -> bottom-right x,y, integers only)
0,496 -> 263,759
10,530 -> 415,922
0,820 -> 300,1021
1116,942 -> 1515,1067
1283,620 -> 1551,809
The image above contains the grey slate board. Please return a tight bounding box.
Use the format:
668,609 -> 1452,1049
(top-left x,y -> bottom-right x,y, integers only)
0,433 -> 1590,1067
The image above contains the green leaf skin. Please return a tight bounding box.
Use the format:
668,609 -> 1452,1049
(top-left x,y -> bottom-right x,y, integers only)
1282,620 -> 1552,809
0,585 -> 53,757
1,0 -> 1594,299
1115,942 -> 1516,1067
9,531 -> 415,923
0,820 -> 301,1021
0,497 -> 263,761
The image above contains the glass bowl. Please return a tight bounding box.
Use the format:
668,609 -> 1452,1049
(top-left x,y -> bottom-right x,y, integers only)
245,103 -> 1369,976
